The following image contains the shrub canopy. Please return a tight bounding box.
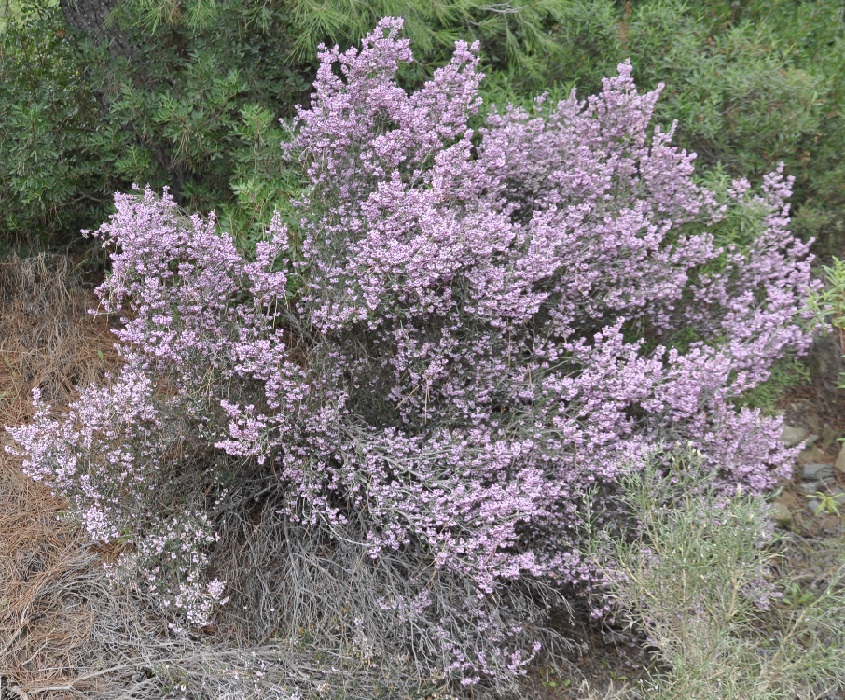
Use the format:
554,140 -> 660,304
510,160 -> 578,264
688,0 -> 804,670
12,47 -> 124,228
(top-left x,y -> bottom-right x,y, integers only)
8,18 -> 815,687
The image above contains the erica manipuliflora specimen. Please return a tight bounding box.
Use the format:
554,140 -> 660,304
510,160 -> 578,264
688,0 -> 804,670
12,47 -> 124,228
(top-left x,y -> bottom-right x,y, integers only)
8,17 -> 814,684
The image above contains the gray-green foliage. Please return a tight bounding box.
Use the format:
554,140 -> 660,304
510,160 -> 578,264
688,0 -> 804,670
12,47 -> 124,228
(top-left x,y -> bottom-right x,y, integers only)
807,256 -> 845,393
592,457 -> 845,700
807,256 -> 845,344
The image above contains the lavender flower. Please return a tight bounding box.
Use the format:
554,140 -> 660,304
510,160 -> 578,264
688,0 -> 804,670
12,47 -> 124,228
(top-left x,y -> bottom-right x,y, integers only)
7,17 -> 815,682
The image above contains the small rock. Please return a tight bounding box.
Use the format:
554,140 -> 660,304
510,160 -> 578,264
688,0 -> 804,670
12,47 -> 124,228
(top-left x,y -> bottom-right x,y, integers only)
768,500 -> 792,528
801,463 -> 835,482
837,443 -> 845,475
821,424 -> 838,451
807,499 -> 823,515
799,482 -> 822,496
782,425 -> 810,448
799,444 -> 825,463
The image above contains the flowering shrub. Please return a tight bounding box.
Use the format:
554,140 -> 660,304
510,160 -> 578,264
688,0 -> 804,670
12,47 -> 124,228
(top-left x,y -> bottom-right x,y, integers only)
6,196 -> 290,632
7,17 -> 815,686
275,17 -> 813,582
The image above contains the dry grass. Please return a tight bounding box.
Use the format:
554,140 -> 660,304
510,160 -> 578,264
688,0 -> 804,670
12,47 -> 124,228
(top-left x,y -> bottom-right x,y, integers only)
0,255 -> 277,698
0,254 -> 116,417
0,254 -> 121,696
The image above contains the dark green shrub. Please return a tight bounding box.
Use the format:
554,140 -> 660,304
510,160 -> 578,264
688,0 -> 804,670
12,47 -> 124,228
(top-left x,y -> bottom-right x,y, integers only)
2,0 -> 843,252
0,0 -> 312,249
1,0 -> 601,249
0,2 -> 121,250
491,0 -> 845,251
622,0 -> 845,250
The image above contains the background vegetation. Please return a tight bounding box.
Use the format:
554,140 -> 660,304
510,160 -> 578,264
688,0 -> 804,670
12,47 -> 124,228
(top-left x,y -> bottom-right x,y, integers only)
0,0 -> 843,253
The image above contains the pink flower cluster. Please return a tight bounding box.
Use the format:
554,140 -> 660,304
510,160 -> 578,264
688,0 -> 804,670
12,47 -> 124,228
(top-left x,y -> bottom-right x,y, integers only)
7,194 -> 292,632
274,17 -> 813,590
7,17 -> 816,680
